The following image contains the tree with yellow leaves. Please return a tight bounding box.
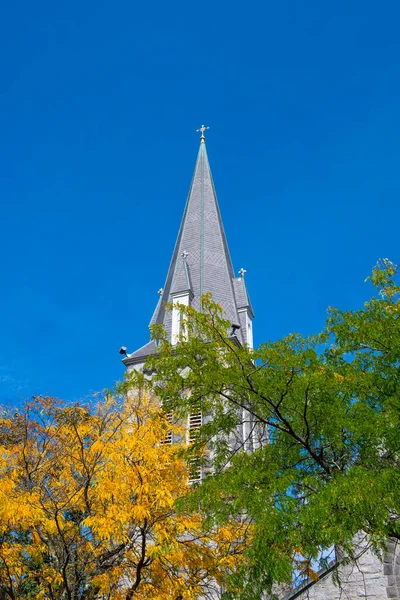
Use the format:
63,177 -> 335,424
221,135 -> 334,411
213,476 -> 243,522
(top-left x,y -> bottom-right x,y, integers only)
0,391 -> 251,599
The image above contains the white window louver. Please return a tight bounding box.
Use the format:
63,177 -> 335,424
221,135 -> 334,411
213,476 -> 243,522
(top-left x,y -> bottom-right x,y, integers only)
188,410 -> 202,482
161,412 -> 173,445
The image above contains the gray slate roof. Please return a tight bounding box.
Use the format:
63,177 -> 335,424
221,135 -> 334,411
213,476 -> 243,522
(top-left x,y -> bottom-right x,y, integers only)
125,139 -> 253,365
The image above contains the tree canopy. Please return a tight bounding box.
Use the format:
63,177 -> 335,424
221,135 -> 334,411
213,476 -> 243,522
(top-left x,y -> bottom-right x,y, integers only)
1,260 -> 398,599
127,259 -> 400,598
0,392 -> 250,599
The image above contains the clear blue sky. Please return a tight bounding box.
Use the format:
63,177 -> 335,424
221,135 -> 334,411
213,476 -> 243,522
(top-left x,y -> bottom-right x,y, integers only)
1,1 -> 399,404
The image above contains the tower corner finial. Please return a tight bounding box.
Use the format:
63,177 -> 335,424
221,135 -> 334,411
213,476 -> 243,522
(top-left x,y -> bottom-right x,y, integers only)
196,124 -> 210,143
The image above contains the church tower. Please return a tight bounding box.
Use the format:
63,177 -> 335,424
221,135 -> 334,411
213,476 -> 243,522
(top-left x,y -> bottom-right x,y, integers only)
121,129 -> 400,600
123,128 -> 253,371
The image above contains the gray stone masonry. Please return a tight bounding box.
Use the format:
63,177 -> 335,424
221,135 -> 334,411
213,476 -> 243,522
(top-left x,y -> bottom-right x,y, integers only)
287,538 -> 400,600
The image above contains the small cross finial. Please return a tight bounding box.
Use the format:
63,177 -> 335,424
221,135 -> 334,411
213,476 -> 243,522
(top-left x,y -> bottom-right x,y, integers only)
157,288 -> 163,296
181,250 -> 188,261
239,268 -> 247,278
196,124 -> 210,142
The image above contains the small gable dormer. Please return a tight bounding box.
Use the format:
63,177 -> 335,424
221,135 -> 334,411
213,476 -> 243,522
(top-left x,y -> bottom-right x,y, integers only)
170,251 -> 193,344
233,270 -> 254,348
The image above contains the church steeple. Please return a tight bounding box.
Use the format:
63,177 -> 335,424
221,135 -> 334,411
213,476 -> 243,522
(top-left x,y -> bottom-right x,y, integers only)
124,132 -> 253,367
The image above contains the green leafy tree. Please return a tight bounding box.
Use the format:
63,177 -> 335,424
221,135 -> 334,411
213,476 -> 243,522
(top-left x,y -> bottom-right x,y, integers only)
128,259 -> 400,598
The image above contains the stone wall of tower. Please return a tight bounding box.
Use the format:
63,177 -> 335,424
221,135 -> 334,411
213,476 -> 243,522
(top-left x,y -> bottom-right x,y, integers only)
286,539 -> 400,600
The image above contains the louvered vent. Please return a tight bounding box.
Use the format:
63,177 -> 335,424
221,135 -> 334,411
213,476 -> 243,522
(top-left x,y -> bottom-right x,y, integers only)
188,411 -> 202,482
161,412 -> 173,445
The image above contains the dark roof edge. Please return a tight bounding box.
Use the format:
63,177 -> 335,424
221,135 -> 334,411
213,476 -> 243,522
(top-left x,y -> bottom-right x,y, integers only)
282,560 -> 340,600
122,353 -> 153,367
123,334 -> 242,368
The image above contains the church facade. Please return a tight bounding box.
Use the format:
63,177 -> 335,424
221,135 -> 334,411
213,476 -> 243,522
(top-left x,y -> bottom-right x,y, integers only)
122,131 -> 400,599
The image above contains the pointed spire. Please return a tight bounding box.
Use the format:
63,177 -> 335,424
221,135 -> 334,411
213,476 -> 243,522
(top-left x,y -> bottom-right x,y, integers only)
126,133 -> 254,365
150,133 -> 244,341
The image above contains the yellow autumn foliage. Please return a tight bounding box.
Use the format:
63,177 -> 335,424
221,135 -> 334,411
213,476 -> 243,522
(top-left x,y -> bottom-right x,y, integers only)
0,393 -> 251,599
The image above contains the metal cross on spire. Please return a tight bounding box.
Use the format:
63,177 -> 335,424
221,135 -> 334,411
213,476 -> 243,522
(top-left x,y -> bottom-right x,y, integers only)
196,124 -> 210,142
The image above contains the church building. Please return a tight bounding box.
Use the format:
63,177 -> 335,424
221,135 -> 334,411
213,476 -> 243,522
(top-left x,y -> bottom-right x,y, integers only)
122,129 -> 400,600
